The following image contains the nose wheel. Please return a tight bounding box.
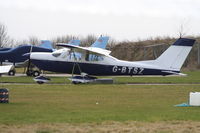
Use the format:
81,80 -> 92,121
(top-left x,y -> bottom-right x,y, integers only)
8,70 -> 16,76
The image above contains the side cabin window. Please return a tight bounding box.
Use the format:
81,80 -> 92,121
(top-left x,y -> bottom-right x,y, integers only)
85,52 -> 104,61
69,52 -> 82,61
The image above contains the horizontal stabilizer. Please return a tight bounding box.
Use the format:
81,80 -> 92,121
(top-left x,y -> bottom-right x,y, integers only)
162,71 -> 187,76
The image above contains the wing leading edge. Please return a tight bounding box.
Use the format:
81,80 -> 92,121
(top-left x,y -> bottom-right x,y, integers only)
57,43 -> 111,56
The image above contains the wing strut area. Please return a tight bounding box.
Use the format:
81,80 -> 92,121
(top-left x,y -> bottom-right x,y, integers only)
71,50 -> 82,80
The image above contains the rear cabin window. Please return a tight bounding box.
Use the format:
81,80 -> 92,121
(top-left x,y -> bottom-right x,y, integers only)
85,53 -> 103,61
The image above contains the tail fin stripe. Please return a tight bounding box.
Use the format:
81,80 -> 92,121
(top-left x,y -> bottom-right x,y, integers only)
173,38 -> 195,46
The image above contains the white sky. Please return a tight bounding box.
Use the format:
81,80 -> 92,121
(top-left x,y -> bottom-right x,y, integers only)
0,0 -> 200,41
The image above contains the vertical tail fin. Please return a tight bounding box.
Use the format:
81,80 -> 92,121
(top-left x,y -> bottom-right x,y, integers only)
39,40 -> 53,49
155,38 -> 195,70
91,36 -> 109,49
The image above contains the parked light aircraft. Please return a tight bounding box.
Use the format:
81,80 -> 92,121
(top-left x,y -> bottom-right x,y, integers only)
0,40 -> 54,76
28,37 -> 195,84
29,36 -> 109,83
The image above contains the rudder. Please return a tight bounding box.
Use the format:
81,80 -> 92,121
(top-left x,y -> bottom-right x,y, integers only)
155,38 -> 195,70
91,36 -> 109,49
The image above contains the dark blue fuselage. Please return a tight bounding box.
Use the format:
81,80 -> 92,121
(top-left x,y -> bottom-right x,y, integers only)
0,45 -> 52,64
31,59 -> 179,76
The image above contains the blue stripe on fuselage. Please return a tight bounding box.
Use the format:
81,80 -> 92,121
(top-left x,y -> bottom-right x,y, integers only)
31,59 -> 179,76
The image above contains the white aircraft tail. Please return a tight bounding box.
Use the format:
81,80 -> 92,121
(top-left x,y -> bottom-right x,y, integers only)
154,38 -> 195,70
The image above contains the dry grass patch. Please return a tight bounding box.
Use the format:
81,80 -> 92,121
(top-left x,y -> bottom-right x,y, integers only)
1,121 -> 200,133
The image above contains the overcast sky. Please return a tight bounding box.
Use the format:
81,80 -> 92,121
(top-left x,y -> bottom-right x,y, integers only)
0,0 -> 200,41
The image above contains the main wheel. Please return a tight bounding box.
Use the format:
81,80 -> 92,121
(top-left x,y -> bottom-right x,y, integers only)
33,70 -> 40,77
8,70 -> 16,76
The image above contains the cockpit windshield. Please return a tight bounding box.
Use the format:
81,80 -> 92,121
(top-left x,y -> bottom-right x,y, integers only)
52,52 -> 61,57
52,49 -> 68,57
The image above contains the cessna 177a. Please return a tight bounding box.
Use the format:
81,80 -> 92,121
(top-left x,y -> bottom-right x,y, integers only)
28,38 -> 195,83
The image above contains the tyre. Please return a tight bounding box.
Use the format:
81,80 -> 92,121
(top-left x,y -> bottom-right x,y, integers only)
8,70 -> 15,76
33,70 -> 40,77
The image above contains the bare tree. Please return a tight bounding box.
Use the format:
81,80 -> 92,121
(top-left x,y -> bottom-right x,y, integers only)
81,34 -> 97,47
0,23 -> 10,47
8,39 -> 16,47
178,24 -> 185,38
28,36 -> 40,46
14,39 -> 29,46
178,19 -> 190,38
107,37 -> 117,50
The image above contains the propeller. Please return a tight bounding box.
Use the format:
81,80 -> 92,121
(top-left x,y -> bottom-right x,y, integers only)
25,45 -> 33,76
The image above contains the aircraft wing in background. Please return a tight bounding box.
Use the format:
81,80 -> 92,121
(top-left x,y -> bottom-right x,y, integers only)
57,39 -> 81,46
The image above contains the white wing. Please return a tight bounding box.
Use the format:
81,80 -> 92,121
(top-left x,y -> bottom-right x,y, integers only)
57,43 -> 111,56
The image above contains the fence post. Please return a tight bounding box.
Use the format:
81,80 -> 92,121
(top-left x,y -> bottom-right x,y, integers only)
198,44 -> 200,65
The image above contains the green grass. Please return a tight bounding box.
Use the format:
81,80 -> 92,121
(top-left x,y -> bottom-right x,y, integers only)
114,71 -> 200,84
0,84 -> 200,124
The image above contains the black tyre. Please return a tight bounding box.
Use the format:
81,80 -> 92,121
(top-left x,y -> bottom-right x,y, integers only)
33,70 -> 40,77
8,70 -> 15,76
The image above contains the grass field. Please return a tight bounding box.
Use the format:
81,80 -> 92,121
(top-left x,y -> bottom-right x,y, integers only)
115,71 -> 200,84
1,71 -> 200,132
1,84 -> 200,124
